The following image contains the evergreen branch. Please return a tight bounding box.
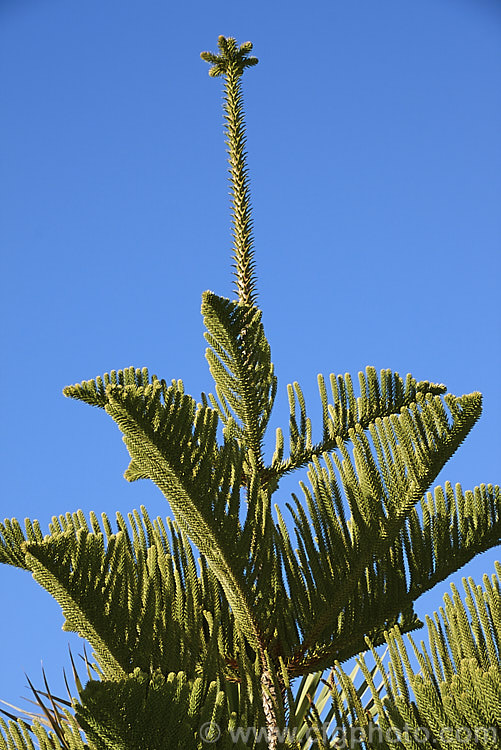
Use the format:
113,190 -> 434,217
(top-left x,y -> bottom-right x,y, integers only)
101,384 -> 264,652
63,366 -> 155,408
201,36 -> 258,306
272,367 -> 448,478
0,713 -> 88,750
65,369 -> 279,654
405,482 -> 501,599
3,509 -> 241,685
279,391 -> 483,673
24,534 -> 129,682
202,292 -> 276,464
317,566 -> 501,748
290,481 -> 500,674
77,670 -> 229,750
359,566 -> 501,745
201,293 -> 280,634
0,518 -> 45,570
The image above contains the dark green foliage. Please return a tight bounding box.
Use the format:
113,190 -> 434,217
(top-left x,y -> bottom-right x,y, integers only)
76,670 -> 228,750
202,292 -> 276,461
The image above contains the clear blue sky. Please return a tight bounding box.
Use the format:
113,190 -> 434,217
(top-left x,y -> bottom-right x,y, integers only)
1,0 -> 500,711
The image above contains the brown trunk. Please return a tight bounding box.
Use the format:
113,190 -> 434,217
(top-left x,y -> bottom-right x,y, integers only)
261,668 -> 279,750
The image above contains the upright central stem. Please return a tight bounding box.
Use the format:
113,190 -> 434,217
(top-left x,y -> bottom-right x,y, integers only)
261,668 -> 279,750
202,37 -> 280,750
224,64 -> 256,306
201,35 -> 259,307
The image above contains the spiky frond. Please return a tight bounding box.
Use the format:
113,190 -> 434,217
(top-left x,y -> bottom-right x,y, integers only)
338,563 -> 501,749
274,391 -> 491,674
284,655 -> 384,749
271,367 -> 448,478
0,516 -> 45,569
76,669 -> 230,750
0,713 -> 88,750
202,292 -> 276,462
0,666 -> 87,750
64,370 -> 266,649
405,482 -> 501,598
0,508 -> 244,683
201,36 -> 258,305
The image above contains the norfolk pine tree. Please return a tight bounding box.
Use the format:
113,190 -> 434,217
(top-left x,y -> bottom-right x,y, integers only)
0,36 -> 500,750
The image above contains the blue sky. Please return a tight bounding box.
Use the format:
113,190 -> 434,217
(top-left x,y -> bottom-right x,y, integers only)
1,0 -> 500,710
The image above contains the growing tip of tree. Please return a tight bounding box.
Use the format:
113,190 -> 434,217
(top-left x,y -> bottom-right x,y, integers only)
201,36 -> 259,307
200,35 -> 258,78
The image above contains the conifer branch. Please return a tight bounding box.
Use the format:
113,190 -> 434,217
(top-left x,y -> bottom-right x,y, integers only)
201,36 -> 258,306
348,567 -> 501,744
282,392 -> 485,673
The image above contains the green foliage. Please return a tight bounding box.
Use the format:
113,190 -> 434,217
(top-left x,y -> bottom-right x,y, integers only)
201,292 -> 276,460
0,508 -> 245,683
0,714 -> 87,750
76,670 -> 228,750
274,368 -> 449,476
325,563 -> 501,749
64,370 -> 266,651
1,34 -> 499,750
